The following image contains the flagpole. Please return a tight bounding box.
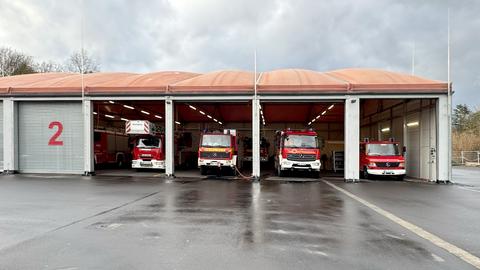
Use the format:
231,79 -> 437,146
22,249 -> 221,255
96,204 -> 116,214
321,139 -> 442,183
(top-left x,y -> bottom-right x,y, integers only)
411,42 -> 415,75
81,0 -> 85,101
447,8 -> 452,182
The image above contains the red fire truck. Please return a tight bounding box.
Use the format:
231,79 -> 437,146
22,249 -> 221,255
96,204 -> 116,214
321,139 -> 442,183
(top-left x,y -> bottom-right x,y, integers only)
274,129 -> 321,177
131,135 -> 165,169
360,139 -> 406,180
242,137 -> 269,163
127,120 -> 165,170
94,130 -> 130,168
198,129 -> 238,175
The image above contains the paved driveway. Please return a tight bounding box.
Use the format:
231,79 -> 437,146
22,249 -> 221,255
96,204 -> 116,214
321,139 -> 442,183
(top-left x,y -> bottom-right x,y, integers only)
0,171 -> 479,270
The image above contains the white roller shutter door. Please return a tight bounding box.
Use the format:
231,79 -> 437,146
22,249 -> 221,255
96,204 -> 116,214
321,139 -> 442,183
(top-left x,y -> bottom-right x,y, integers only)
18,102 -> 83,173
0,101 -> 3,169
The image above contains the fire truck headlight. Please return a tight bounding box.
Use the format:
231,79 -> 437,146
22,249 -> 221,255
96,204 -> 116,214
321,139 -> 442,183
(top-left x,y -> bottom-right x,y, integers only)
199,159 -> 204,163
399,162 -> 405,168
368,162 -> 376,167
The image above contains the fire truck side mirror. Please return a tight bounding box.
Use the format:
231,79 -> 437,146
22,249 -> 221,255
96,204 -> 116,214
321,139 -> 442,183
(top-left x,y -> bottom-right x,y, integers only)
402,146 -> 407,155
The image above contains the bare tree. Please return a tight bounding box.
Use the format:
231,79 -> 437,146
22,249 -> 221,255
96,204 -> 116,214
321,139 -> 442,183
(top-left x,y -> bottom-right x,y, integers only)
0,47 -> 36,76
65,49 -> 99,74
34,61 -> 65,73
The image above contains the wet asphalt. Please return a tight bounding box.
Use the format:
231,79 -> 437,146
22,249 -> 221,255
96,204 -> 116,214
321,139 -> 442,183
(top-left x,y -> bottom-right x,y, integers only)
0,168 -> 479,270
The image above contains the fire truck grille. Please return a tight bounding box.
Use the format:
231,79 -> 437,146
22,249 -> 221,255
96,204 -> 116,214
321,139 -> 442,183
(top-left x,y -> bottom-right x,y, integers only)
200,152 -> 230,159
286,154 -> 316,162
375,162 -> 400,168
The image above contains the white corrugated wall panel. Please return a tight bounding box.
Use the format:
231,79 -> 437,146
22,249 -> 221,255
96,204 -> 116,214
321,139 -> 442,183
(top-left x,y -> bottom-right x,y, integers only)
18,102 -> 83,173
0,101 -> 3,169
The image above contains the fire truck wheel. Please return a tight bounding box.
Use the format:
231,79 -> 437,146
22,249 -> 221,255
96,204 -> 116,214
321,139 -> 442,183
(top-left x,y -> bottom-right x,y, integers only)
363,167 -> 370,180
117,158 -> 124,168
200,166 -> 207,176
313,171 -> 321,179
397,175 -> 405,181
277,165 -> 284,177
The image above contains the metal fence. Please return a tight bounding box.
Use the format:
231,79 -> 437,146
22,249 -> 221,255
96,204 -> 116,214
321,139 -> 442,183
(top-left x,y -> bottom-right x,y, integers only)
452,151 -> 480,166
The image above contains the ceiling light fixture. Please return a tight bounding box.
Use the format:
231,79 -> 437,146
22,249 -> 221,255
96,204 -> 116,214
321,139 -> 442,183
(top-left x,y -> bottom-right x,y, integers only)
189,105 -> 197,110
123,105 -> 134,110
175,121 -> 181,125
199,111 -> 206,115
141,110 -> 150,115
105,114 -> 115,119
108,101 -> 115,104
321,111 -> 327,115
93,112 -> 97,115
407,121 -> 419,127
154,115 -> 162,119
120,118 -> 129,121
207,115 -> 212,119
381,127 -> 390,132
328,104 -> 334,110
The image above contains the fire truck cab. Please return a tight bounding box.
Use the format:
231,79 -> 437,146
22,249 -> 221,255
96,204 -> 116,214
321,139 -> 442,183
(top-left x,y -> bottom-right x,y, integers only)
360,139 -> 406,180
126,120 -> 165,170
198,129 -> 238,175
131,135 -> 165,169
274,129 -> 321,177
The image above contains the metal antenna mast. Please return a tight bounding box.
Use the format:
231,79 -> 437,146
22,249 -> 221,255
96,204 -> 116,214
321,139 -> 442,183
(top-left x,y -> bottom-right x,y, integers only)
447,8 -> 452,182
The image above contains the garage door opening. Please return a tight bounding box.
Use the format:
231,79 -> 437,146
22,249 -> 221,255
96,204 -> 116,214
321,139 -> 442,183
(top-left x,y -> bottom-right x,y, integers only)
260,101 -> 345,180
360,99 -> 437,181
92,100 -> 165,177
173,101 -> 252,179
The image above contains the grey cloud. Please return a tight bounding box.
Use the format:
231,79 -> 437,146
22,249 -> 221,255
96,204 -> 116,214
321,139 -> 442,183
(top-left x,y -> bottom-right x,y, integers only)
0,0 -> 478,106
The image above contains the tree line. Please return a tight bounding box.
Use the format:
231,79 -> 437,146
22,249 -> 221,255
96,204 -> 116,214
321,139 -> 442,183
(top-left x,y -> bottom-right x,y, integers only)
452,104 -> 480,151
0,46 -> 99,76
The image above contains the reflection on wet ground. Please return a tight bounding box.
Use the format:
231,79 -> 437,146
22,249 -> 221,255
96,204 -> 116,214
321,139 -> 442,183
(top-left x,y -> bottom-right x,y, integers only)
0,175 -> 471,270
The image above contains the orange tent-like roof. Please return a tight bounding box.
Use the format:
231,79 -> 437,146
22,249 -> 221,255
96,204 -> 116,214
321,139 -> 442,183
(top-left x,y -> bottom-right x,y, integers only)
0,68 -> 448,96
169,70 -> 254,93
258,69 -> 347,93
325,68 -> 447,92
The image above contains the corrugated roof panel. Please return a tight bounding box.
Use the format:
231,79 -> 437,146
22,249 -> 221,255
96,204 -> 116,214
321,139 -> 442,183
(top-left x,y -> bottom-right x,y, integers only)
169,70 -> 254,93
258,69 -> 348,92
326,68 -> 448,92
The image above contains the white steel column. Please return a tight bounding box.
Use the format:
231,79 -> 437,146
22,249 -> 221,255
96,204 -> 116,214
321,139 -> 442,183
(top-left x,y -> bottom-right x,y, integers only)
252,97 -> 260,180
83,99 -> 94,175
165,98 -> 175,177
437,95 -> 450,182
344,97 -> 360,182
3,99 -> 17,173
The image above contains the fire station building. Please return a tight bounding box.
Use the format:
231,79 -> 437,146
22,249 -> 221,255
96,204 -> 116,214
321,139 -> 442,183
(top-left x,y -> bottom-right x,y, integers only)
0,68 -> 451,182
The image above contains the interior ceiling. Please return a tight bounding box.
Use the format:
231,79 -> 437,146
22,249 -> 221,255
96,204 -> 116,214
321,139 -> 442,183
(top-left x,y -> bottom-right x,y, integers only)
93,101 -> 344,125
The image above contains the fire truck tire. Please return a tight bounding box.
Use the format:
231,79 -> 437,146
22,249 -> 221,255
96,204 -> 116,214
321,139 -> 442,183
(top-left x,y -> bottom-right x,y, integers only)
363,167 -> 370,180
396,175 -> 405,181
277,165 -> 284,177
117,157 -> 124,168
200,166 -> 207,175
313,171 -> 321,179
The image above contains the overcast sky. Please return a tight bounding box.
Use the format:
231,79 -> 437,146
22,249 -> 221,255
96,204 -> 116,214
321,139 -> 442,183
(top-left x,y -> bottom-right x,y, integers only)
0,0 -> 478,106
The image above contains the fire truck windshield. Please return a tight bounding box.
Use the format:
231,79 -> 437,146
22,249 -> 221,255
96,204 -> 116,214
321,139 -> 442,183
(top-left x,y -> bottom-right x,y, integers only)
137,137 -> 161,148
284,135 -> 317,149
201,134 -> 231,147
367,144 -> 399,156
